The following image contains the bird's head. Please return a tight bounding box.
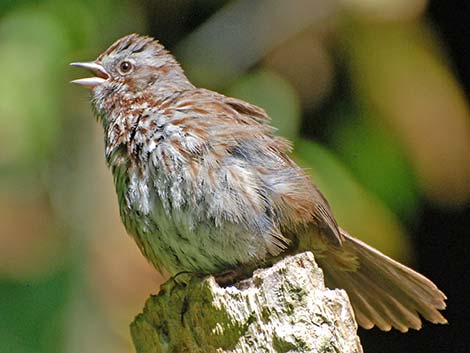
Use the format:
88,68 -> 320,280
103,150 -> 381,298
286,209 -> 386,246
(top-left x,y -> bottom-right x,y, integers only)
71,34 -> 190,115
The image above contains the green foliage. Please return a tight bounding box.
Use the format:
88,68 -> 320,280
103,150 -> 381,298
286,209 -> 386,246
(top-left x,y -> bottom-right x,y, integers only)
0,271 -> 71,353
328,103 -> 420,219
227,70 -> 302,140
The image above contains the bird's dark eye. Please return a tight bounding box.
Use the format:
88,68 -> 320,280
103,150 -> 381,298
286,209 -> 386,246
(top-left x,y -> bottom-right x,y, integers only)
118,61 -> 133,74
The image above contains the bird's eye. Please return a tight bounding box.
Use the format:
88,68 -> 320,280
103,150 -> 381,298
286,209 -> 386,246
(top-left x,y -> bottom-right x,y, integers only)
118,61 -> 133,74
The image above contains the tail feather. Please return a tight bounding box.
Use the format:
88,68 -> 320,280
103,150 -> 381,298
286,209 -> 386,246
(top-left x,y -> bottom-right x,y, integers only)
316,229 -> 447,332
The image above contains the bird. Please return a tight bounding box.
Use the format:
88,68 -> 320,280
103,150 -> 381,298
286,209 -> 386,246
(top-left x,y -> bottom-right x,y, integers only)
71,33 -> 447,332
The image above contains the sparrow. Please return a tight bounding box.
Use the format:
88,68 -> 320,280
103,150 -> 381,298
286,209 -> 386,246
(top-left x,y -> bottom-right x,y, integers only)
71,34 -> 447,332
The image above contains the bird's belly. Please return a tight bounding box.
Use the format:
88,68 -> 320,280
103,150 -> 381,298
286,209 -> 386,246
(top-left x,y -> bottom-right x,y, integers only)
118,175 -> 266,275
122,200 -> 260,275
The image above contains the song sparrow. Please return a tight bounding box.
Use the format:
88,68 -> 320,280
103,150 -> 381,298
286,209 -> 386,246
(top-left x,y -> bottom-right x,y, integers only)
71,34 -> 446,332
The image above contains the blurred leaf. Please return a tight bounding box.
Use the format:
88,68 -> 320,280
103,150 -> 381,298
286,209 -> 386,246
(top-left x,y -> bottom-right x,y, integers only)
0,271 -> 70,353
0,8 -> 70,169
227,70 -> 301,139
177,0 -> 338,88
328,102 -> 420,219
264,34 -> 334,110
294,138 -> 412,261
342,21 -> 470,206
342,0 -> 428,21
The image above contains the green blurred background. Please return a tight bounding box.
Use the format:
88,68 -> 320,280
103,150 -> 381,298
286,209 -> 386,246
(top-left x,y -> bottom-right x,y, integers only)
0,1 -> 468,352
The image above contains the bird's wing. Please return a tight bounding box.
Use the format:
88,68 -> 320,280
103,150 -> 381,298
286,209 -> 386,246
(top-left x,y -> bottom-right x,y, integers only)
169,89 -> 344,246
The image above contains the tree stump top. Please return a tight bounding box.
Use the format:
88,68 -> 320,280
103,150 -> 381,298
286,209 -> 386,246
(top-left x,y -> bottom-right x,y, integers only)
131,252 -> 363,353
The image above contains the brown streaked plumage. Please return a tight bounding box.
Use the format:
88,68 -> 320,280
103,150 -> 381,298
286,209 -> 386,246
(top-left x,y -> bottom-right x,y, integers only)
71,33 -> 447,332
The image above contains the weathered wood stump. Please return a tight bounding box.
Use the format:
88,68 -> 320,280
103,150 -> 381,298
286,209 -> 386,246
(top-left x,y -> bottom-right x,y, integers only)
131,252 -> 363,353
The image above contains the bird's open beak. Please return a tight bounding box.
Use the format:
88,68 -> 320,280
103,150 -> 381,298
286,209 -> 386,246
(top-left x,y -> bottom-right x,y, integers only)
70,61 -> 109,89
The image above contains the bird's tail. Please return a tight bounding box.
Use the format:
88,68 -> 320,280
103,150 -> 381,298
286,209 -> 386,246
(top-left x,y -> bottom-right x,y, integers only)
313,228 -> 447,332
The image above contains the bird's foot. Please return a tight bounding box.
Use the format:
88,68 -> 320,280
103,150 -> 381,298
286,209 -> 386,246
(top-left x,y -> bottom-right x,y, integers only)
159,271 -> 206,295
